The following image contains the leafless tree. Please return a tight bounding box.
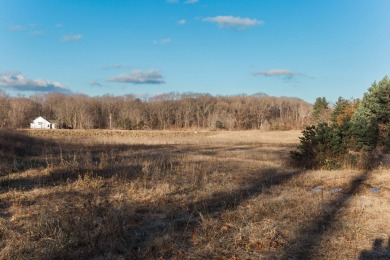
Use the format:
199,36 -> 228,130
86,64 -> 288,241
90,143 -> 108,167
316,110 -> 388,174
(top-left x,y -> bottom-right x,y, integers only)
0,91 -> 313,130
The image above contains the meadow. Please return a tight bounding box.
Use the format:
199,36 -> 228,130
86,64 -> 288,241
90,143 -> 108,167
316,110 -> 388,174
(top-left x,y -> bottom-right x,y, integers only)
0,129 -> 389,259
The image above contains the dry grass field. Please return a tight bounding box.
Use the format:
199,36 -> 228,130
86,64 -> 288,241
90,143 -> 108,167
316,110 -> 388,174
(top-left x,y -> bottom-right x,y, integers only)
1,129 -> 389,259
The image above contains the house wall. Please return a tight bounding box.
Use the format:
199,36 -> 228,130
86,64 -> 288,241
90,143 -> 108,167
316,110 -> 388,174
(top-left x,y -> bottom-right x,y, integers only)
31,117 -> 51,129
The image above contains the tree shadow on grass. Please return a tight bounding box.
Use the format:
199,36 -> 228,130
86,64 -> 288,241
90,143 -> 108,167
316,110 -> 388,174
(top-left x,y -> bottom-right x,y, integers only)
0,130 -> 182,223
1,167 -> 305,259
124,167 -> 305,259
0,165 -> 143,193
1,129 -> 307,258
282,168 -> 377,259
0,129 -> 294,197
359,238 -> 390,259
0,129 -> 187,191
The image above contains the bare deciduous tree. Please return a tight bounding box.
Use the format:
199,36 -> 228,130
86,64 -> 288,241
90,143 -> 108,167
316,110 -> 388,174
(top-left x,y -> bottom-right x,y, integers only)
0,91 -> 313,130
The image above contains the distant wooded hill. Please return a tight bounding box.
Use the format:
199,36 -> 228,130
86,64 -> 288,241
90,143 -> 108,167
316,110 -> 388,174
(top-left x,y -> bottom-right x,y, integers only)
0,92 -> 313,130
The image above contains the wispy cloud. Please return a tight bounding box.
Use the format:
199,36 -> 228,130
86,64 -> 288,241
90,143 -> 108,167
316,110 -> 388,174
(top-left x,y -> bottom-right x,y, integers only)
185,0 -> 198,4
178,19 -> 186,25
9,24 -> 37,32
62,34 -> 83,42
90,80 -> 103,87
9,25 -> 25,31
253,69 -> 304,80
54,23 -> 64,28
109,69 -> 165,84
167,0 -> 198,4
8,24 -> 44,36
203,16 -> 263,29
153,38 -> 172,45
30,31 -> 44,36
101,64 -> 129,70
0,71 -> 72,93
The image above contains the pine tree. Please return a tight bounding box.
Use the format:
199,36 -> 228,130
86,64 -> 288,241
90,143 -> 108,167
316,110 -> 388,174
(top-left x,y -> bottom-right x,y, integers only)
350,107 -> 379,151
351,76 -> 390,148
363,76 -> 390,124
312,97 -> 329,124
331,97 -> 349,124
331,97 -> 359,126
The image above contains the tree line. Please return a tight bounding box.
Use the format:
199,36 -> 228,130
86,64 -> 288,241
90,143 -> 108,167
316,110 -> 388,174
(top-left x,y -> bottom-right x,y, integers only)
291,76 -> 390,170
0,92 -> 313,130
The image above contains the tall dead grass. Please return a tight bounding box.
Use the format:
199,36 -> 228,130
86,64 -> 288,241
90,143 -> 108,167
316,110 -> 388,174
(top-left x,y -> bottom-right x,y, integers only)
0,129 -> 389,259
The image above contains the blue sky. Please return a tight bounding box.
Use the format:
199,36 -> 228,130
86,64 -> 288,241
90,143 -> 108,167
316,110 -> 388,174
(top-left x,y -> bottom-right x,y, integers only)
0,0 -> 389,103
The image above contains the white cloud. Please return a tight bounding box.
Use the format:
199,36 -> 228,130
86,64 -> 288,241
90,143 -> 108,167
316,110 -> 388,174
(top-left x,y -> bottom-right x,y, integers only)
178,19 -> 186,25
253,69 -> 304,80
62,34 -> 83,42
185,0 -> 198,4
203,16 -> 263,29
109,69 -> 165,84
254,69 -> 295,77
101,64 -> 129,70
0,71 -> 72,93
153,38 -> 172,45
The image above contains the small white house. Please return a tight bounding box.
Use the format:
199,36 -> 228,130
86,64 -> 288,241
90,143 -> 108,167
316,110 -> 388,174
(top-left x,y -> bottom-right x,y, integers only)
30,116 -> 58,129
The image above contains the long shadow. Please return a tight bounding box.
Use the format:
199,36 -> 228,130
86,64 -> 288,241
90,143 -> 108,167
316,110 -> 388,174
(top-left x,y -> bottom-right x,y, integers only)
282,169 -> 374,259
0,130 -> 184,220
0,130 -> 292,196
1,129 -> 306,258
188,169 -> 302,214
0,165 -> 143,193
359,238 -> 390,259
0,129 -> 59,176
0,129 -> 184,187
0,129 -> 183,174
0,151 -> 175,195
1,165 -> 305,259
125,167 -> 305,258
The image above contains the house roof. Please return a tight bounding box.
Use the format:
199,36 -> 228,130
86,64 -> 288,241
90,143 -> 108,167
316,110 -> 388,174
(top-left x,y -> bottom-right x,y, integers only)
31,117 -> 58,124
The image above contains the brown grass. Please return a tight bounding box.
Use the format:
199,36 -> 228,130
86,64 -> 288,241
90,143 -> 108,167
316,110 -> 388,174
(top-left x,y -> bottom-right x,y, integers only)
0,129 -> 389,259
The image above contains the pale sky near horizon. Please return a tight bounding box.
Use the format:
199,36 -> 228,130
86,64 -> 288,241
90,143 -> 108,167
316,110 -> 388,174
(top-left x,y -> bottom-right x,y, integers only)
1,0 -> 389,103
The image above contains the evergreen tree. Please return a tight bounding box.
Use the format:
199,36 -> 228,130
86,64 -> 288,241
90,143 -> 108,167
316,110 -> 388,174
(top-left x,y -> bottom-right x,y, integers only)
291,76 -> 389,170
331,97 -> 349,125
312,97 -> 330,124
363,76 -> 390,124
331,97 -> 359,126
290,125 -> 317,168
290,123 -> 346,169
350,107 -> 379,151
351,76 -> 390,148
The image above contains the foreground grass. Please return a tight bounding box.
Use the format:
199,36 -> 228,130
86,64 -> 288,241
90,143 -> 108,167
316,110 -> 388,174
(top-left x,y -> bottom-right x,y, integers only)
0,129 -> 389,259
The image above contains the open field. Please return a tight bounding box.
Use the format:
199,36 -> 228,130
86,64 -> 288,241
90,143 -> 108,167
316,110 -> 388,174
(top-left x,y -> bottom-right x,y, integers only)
20,129 -> 302,146
1,129 -> 389,259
